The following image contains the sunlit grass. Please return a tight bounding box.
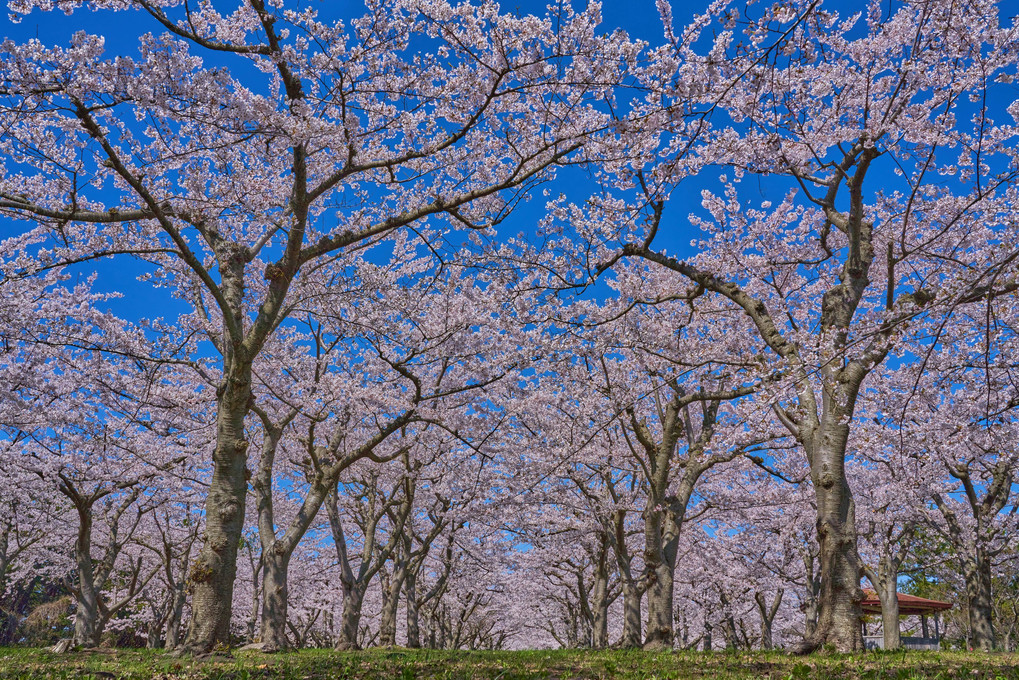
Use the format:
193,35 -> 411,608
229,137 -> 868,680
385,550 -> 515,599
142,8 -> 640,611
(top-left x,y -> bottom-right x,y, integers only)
0,647 -> 1017,679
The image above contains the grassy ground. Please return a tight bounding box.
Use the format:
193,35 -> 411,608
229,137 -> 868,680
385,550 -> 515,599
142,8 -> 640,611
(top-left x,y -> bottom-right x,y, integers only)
0,647 -> 1017,680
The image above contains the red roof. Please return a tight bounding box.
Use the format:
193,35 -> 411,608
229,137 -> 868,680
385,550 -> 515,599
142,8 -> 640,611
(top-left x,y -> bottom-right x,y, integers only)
861,590 -> 952,615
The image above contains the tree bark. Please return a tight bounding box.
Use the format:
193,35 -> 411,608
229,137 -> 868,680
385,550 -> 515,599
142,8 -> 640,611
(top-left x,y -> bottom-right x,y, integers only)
164,584 -> 187,651
336,585 -> 365,650
793,417 -> 864,653
805,480 -> 862,651
379,560 -> 407,647
610,509 -> 642,648
183,356 -> 252,653
259,551 -> 291,651
963,555 -> 995,651
755,589 -> 783,650
878,578 -> 900,650
643,509 -> 676,650
71,504 -> 101,648
590,535 -> 610,650
863,555 -> 901,650
406,572 -> 421,649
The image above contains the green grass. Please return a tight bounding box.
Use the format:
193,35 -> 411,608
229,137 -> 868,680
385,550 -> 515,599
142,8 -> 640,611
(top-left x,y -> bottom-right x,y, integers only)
0,647 -> 1018,679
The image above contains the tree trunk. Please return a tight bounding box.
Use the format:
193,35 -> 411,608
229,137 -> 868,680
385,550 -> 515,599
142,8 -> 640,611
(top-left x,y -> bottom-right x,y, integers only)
71,504 -> 101,648
165,585 -> 187,651
617,579 -> 643,648
643,509 -> 675,650
963,555 -> 995,651
611,509 -> 642,649
183,362 -> 252,653
720,592 -> 738,650
379,563 -> 405,647
801,549 -> 820,640
755,589 -> 783,650
146,614 -> 164,649
591,546 -> 610,649
335,586 -> 365,650
643,486 -> 688,650
260,551 -> 291,652
759,611 -> 774,651
863,555 -> 901,651
795,421 -> 863,653
877,577 -> 900,651
406,572 -> 421,649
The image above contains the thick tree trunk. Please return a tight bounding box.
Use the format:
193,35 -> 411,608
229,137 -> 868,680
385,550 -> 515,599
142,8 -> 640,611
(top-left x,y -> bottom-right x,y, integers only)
335,586 -> 365,650
406,573 -> 421,649
806,485 -> 862,652
259,552 -> 291,652
184,365 -> 252,653
71,505 -> 101,648
963,555 -> 995,651
643,513 -> 675,650
146,615 -> 164,649
794,421 -> 863,654
643,486 -> 689,650
72,596 -> 100,648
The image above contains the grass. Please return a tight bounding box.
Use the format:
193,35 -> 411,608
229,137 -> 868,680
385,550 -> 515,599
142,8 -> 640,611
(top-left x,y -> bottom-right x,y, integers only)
0,647 -> 1018,679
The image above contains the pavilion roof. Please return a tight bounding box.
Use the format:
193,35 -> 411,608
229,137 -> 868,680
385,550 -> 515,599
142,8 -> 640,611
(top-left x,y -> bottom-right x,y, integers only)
860,590 -> 953,615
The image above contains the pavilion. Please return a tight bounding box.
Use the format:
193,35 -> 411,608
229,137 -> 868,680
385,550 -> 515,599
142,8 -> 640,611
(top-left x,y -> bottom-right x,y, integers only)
860,590 -> 953,650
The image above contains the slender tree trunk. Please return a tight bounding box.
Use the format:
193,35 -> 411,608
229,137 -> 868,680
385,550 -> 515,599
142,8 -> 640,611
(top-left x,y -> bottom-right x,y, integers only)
755,589 -> 783,650
406,573 -> 421,649
720,592 -> 738,650
864,555 -> 901,650
184,360 -> 252,653
759,612 -> 773,651
379,563 -> 404,647
610,510 -> 642,649
801,549 -> 820,640
591,543 -> 610,650
147,613 -> 164,649
165,585 -> 187,651
963,555 -> 995,651
618,579 -> 643,648
878,577 -> 900,650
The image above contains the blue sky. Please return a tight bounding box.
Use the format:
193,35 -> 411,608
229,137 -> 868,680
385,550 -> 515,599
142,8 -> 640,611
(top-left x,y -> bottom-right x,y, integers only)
3,0 -> 1018,327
